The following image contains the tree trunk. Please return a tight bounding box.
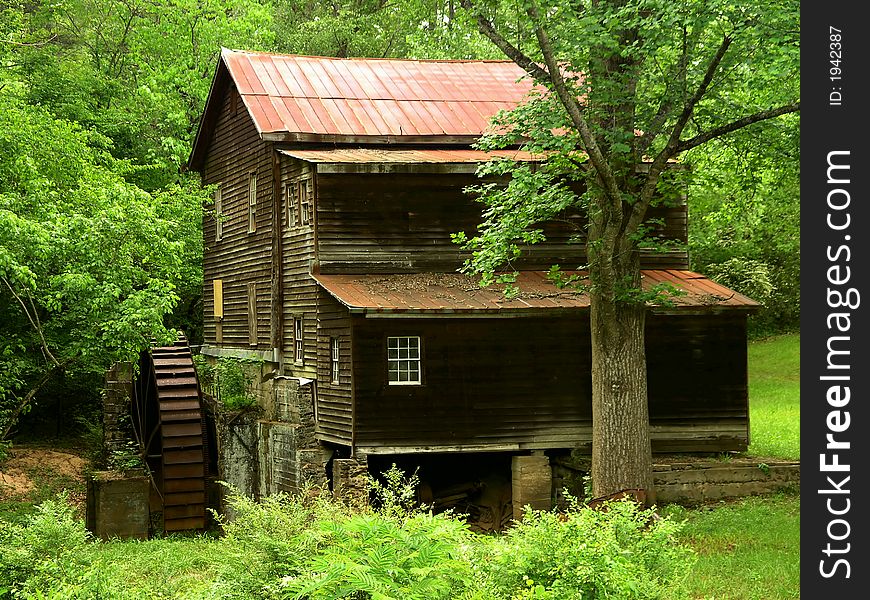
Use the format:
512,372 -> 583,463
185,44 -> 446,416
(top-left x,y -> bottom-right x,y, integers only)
589,289 -> 655,504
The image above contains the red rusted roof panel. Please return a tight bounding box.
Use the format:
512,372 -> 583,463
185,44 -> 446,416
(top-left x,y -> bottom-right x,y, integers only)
220,49 -> 535,137
313,271 -> 760,315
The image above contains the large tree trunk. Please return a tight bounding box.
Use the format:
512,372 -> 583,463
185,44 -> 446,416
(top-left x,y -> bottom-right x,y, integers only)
589,267 -> 655,504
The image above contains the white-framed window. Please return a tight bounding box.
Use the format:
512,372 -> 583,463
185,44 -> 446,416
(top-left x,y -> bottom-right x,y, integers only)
294,317 -> 303,364
330,337 -> 340,383
214,185 -> 223,242
387,336 -> 421,385
248,172 -> 257,233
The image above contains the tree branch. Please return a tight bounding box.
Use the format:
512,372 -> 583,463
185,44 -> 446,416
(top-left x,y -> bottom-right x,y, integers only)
1,276 -> 61,368
1,362 -> 69,441
677,102 -> 800,153
458,0 -> 550,81
524,2 -> 623,214
660,34 -> 732,158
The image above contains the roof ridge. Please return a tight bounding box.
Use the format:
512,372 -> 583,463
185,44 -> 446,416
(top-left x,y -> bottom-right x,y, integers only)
220,47 -> 519,64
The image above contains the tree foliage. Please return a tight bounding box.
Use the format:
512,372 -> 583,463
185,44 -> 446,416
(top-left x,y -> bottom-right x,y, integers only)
457,0 -> 799,498
0,95 -> 208,438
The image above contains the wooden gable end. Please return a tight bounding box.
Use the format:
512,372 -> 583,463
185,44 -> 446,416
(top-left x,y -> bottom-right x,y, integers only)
201,83 -> 273,351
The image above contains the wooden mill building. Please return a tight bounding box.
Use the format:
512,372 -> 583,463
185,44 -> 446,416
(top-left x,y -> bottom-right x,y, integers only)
188,49 -> 759,512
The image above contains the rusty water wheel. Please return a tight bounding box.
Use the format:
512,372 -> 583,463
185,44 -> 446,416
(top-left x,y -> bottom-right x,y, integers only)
132,334 -> 209,532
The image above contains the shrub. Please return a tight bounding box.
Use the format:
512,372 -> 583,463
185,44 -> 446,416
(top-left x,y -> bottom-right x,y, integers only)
467,498 -> 694,600
194,356 -> 258,410
0,496 -> 93,599
275,512 -> 472,600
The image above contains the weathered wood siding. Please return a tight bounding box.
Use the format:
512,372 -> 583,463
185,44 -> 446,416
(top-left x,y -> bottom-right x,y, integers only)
315,172 -> 687,274
279,156 -> 318,377
351,316 -> 592,449
202,85 -> 273,349
646,313 -> 749,452
348,313 -> 748,453
315,289 -> 353,445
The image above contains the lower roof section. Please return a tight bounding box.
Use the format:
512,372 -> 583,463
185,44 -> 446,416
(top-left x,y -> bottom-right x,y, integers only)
313,270 -> 760,317
278,148 -> 544,173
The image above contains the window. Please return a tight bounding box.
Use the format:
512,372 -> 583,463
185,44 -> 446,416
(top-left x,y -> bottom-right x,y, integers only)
294,317 -> 303,364
247,282 -> 257,346
248,172 -> 257,233
298,178 -> 311,226
214,186 -> 223,242
387,336 -> 421,385
285,182 -> 296,227
330,337 -> 340,383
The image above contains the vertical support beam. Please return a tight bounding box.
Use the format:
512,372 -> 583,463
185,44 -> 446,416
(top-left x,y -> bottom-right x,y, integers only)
270,146 -> 285,370
511,454 -> 552,520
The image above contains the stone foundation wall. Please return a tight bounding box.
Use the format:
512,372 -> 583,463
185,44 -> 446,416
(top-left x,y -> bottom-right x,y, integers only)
211,367 -> 330,515
653,459 -> 800,504
333,456 -> 369,507
102,362 -> 133,462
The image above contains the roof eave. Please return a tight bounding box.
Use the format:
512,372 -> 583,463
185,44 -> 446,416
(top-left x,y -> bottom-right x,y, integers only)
187,49 -> 233,173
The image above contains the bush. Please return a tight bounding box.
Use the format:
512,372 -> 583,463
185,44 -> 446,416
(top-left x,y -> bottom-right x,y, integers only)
0,496 -> 93,598
193,356 -> 258,410
467,498 -> 694,600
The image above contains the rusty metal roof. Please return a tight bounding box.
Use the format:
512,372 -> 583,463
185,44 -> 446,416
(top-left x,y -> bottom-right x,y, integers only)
277,148 -> 546,172
222,49 -> 532,139
279,148 -> 543,164
314,271 -> 760,316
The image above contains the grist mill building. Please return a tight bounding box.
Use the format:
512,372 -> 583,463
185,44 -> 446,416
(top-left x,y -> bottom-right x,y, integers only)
187,49 -> 758,522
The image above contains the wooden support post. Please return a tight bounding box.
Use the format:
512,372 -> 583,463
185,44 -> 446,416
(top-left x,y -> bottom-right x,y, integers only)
270,146 -> 284,370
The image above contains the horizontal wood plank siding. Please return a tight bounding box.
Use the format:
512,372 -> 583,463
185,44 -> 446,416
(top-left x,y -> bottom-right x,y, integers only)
352,316 -> 592,449
351,313 -> 748,453
646,313 -> 749,452
315,289 -> 353,445
202,85 -> 273,350
316,173 -> 688,273
280,156 -> 319,378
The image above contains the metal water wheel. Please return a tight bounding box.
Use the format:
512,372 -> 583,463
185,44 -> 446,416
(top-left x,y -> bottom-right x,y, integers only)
131,334 -> 209,531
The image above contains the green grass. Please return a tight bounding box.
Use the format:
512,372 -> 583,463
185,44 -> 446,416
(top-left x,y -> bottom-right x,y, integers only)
747,333 -> 800,460
664,493 -> 800,600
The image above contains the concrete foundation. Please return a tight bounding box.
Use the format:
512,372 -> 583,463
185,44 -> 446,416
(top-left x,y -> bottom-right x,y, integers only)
86,471 -> 150,540
511,454 -> 552,520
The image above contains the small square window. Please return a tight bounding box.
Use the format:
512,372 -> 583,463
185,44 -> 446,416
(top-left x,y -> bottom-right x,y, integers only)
387,336 -> 421,385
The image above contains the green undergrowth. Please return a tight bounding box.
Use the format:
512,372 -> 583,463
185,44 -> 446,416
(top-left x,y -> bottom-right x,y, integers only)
746,333 -> 800,460
1,477 -> 693,600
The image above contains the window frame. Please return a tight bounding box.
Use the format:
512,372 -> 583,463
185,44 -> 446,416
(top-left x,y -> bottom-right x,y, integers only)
386,336 -> 422,386
285,182 -> 296,227
330,337 -> 340,384
214,185 -> 223,242
247,171 -> 257,233
294,317 -> 304,365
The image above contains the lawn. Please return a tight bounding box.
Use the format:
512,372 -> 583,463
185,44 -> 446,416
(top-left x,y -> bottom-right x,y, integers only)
747,333 -> 800,460
661,333 -> 801,600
